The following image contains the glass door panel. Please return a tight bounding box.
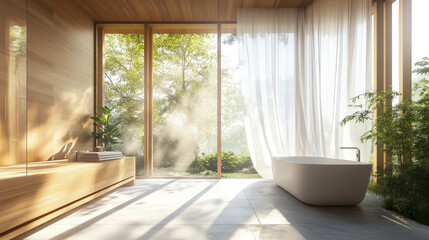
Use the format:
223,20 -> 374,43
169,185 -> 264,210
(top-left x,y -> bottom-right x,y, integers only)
152,32 -> 218,177
104,33 -> 145,176
220,31 -> 260,178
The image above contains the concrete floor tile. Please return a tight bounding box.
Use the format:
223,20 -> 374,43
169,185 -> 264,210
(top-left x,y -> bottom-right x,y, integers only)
250,225 -> 305,240
20,179 -> 429,240
25,224 -> 256,240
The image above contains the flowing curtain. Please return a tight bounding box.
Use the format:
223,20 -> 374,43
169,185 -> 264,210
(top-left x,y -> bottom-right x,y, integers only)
238,0 -> 372,178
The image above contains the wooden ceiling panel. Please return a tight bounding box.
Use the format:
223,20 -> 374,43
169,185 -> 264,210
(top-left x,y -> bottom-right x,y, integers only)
150,24 -> 218,34
71,0 -> 314,22
219,0 -> 315,21
73,0 -> 218,22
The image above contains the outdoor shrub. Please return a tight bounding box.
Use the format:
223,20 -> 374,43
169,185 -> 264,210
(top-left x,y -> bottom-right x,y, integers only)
188,151 -> 255,174
377,163 -> 429,225
239,167 -> 257,174
341,57 -> 429,226
199,170 -> 217,176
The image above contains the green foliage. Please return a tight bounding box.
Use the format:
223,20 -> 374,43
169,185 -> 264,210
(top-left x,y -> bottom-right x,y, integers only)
188,151 -> 256,174
104,33 -> 218,157
340,90 -> 413,163
414,57 -> 429,76
377,163 -> 429,225
152,33 -> 217,131
91,106 -> 122,151
104,34 -> 145,154
341,57 -> 429,225
222,172 -> 261,178
340,90 -> 411,160
104,33 -> 252,176
222,34 -> 237,45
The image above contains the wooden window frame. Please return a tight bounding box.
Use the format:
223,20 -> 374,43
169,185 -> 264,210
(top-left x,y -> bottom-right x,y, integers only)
372,0 -> 412,178
95,22 -> 236,179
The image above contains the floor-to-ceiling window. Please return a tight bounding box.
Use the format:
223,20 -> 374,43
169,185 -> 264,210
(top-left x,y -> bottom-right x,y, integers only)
152,26 -> 218,177
100,24 -> 259,178
103,29 -> 145,175
412,0 -> 429,83
389,0 -> 428,101
221,26 -> 259,178
392,0 -> 400,105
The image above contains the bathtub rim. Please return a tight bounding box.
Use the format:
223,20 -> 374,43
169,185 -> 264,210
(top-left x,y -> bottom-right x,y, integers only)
272,156 -> 372,166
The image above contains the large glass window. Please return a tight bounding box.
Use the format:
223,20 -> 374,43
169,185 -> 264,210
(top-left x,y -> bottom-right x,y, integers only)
152,31 -> 218,177
392,0 -> 400,105
412,0 -> 429,82
101,24 -> 260,178
221,31 -> 260,178
104,33 -> 145,175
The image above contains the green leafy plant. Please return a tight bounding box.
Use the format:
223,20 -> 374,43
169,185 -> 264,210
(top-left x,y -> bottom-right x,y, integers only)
340,57 -> 429,225
188,151 -> 257,174
91,106 -> 122,151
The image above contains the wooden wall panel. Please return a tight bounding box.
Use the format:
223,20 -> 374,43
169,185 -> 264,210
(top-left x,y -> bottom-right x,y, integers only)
27,0 -> 95,162
0,0 -> 27,166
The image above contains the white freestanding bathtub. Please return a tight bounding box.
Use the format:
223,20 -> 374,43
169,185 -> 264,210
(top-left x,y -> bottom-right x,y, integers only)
272,156 -> 372,206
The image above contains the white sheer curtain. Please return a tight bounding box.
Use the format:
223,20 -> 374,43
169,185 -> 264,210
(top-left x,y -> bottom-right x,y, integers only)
238,0 -> 372,178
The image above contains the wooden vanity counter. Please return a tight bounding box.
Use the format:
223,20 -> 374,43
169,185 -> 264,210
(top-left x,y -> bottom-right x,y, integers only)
0,157 -> 135,239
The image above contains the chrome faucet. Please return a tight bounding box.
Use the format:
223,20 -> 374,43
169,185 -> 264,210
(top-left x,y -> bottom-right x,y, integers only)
340,147 -> 361,162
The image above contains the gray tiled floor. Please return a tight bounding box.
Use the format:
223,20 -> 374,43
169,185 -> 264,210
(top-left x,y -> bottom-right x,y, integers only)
19,179 -> 429,240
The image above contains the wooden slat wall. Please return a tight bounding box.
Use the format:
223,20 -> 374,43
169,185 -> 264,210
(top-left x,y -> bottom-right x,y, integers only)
73,0 -> 314,22
27,0 -> 95,162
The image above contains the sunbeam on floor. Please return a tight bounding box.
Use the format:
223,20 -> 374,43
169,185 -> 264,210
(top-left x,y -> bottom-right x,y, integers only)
18,179 -> 429,240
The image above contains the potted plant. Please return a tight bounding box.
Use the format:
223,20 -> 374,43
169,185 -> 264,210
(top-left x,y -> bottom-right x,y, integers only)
91,106 -> 121,151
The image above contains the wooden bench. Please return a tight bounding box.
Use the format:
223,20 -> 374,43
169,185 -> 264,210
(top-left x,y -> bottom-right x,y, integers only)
0,157 -> 135,239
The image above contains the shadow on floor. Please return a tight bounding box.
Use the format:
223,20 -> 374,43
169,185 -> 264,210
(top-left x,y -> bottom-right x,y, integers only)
19,179 -> 429,240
